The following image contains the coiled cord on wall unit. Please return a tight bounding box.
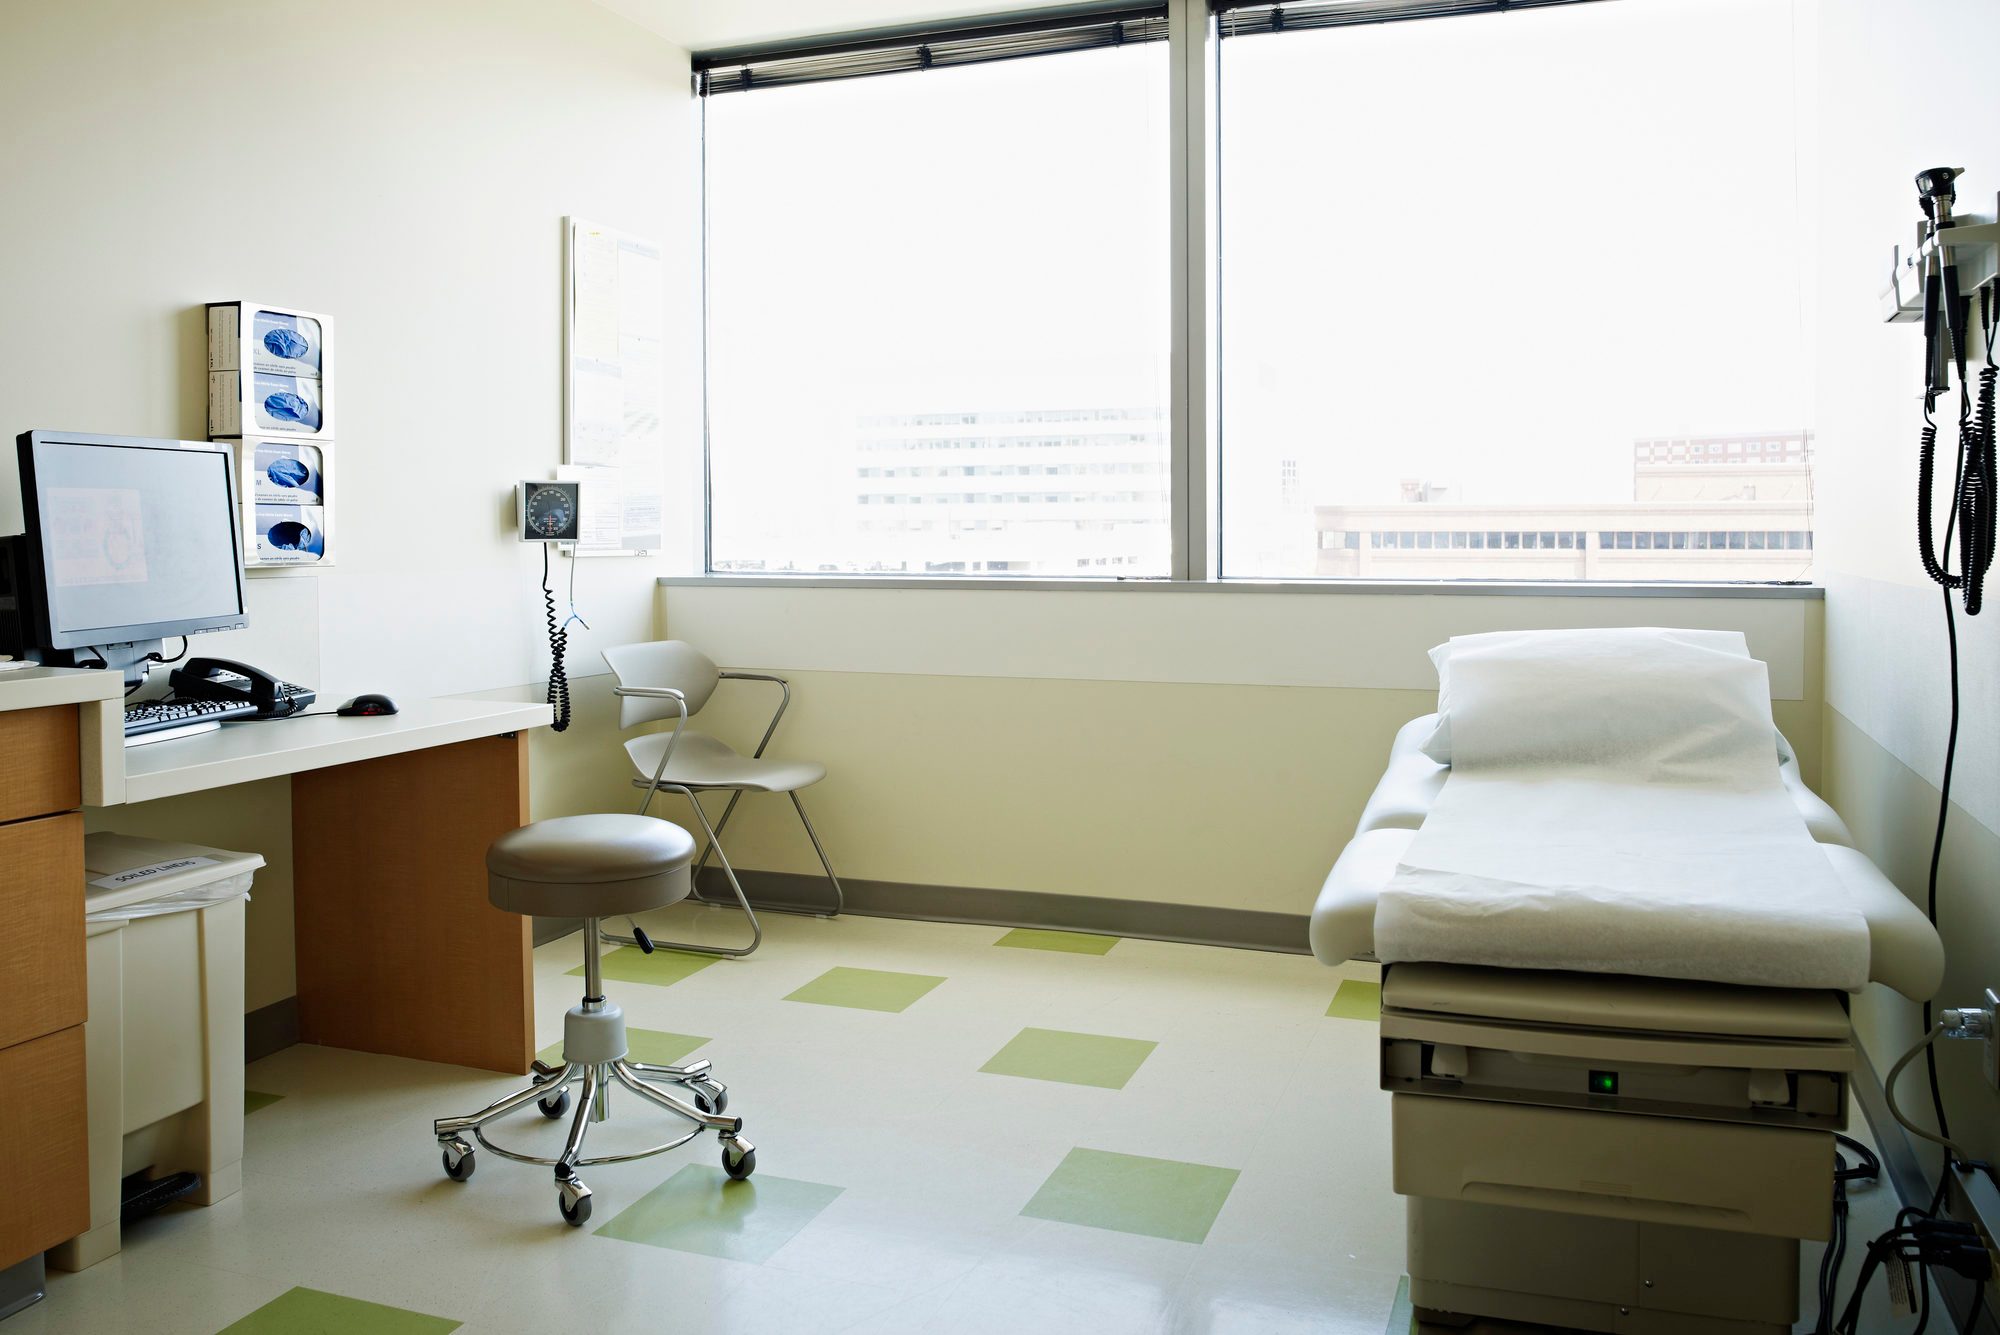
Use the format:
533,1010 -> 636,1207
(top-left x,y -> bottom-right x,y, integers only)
1917,286 -> 1998,614
542,543 -> 572,733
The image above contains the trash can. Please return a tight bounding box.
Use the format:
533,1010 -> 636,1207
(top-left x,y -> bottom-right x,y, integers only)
47,835 -> 261,1272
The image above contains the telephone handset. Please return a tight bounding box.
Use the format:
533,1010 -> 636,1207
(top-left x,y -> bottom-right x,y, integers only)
168,656 -> 317,718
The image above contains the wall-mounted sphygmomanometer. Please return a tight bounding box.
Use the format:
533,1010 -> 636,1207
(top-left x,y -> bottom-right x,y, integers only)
516,479 -> 586,732
517,479 -> 583,543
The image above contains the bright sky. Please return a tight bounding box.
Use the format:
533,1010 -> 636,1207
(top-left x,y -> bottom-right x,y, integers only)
702,0 -> 1812,571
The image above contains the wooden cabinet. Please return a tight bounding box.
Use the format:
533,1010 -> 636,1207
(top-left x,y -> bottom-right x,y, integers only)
0,706 -> 88,1268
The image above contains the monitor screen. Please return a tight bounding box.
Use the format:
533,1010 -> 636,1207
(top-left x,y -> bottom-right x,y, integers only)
21,436 -> 245,646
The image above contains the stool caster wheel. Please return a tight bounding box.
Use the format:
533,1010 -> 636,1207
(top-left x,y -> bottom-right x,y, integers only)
695,1083 -> 728,1115
557,1176 -> 592,1227
538,1089 -> 571,1119
440,1139 -> 475,1182
721,1136 -> 756,1180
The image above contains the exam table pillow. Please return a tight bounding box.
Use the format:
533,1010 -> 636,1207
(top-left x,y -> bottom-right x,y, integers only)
1416,626 -> 1778,774
1357,714 -> 1854,848
1308,826 -> 1944,1001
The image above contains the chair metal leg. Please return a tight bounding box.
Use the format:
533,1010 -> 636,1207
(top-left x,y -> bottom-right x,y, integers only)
556,1065 -> 601,1179
789,792 -> 845,917
434,1065 -> 574,1139
602,792 -> 763,958
626,1058 -> 711,1081
685,790 -> 743,906
610,1062 -> 739,1132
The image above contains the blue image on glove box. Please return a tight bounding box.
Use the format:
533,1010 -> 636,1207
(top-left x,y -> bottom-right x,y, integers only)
253,374 -> 322,432
252,310 -> 321,372
253,441 -> 324,504
256,504 -> 325,559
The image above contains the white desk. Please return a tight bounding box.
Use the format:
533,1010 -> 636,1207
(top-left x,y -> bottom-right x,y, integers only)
109,696 -> 550,805
82,688 -> 555,1074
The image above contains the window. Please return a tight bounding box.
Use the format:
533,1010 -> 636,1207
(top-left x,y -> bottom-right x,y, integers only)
696,0 -> 1819,587
1217,0 -> 1814,580
700,12 -> 1171,576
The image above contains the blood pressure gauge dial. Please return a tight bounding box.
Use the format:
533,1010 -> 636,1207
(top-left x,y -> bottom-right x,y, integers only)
518,480 -> 582,543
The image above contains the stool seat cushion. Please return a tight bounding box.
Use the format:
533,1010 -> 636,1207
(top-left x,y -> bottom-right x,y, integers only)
487,814 -> 697,919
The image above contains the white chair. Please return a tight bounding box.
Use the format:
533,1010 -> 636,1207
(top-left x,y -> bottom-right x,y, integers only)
601,640 -> 843,957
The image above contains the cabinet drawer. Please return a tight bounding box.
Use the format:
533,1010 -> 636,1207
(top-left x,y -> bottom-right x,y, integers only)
0,704 -> 80,823
0,1026 -> 87,1266
0,812 -> 85,1050
1392,1093 -> 1833,1240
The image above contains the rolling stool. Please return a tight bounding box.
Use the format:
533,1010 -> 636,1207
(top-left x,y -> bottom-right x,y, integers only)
432,813 -> 756,1227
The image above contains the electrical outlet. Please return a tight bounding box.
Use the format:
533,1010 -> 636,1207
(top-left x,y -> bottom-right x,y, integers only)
1943,989 -> 2000,1089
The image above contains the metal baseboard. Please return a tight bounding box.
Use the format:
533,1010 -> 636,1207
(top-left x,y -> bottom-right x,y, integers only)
692,866 -> 1311,954
243,996 -> 300,1063
533,916 -> 584,947
0,1254 -> 46,1321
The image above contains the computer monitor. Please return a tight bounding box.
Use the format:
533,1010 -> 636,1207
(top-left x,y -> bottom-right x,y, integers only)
6,430 -> 247,681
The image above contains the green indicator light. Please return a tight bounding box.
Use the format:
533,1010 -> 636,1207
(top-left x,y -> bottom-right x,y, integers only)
1589,1071 -> 1618,1095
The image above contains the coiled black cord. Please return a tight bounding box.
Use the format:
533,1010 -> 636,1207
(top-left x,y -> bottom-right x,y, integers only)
542,543 -> 572,733
1917,286 -> 1997,614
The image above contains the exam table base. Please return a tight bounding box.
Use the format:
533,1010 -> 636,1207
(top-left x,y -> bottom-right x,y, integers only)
1407,1197 -> 1797,1334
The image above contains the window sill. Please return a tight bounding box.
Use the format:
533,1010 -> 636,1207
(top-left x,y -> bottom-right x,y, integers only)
659,575 -> 1824,599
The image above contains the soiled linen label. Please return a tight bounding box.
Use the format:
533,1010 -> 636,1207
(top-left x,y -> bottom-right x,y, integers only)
90,856 -> 220,890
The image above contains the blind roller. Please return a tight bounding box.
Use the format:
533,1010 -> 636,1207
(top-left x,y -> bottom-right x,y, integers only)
695,6 -> 1170,96
1214,0 -> 1609,38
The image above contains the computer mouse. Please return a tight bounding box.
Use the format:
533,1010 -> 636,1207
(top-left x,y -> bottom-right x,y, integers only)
338,693 -> 398,717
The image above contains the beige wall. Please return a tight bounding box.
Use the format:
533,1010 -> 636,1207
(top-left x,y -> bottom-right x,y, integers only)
1811,0 -> 2000,1169
1,0 -> 697,1011
660,584 -> 1824,918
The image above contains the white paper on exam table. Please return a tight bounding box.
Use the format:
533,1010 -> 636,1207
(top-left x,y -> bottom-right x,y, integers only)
1377,627 -> 1871,991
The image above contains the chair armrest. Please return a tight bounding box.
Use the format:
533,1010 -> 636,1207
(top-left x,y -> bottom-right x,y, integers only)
612,684 -> 688,704
717,672 -> 789,758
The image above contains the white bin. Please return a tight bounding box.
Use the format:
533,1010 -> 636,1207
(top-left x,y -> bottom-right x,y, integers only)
48,836 -> 262,1272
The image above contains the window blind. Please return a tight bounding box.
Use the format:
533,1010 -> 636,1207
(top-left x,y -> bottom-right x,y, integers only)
694,5 -> 1170,96
1213,0 -> 1611,39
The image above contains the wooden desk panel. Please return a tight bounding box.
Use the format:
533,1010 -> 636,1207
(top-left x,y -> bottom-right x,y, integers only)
0,812 -> 85,1052
291,731 -> 532,1074
0,1026 -> 88,1263
0,704 -> 80,825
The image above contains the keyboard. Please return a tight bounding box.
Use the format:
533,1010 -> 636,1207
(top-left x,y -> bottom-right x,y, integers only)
124,696 -> 258,742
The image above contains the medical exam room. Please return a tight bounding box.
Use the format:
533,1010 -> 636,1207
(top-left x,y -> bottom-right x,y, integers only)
0,0 -> 1997,1332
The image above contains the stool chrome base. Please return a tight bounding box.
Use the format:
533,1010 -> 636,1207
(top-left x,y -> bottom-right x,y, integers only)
432,919 -> 756,1227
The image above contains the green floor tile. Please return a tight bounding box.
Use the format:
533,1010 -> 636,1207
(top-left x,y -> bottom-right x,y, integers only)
783,966 -> 945,1013
1020,1147 -> 1239,1244
980,1027 -> 1156,1090
595,1163 -> 843,1263
217,1286 -> 459,1334
1386,1275 -> 1414,1333
570,946 -> 720,989
243,1090 -> 284,1115
1326,979 -> 1382,1021
993,928 -> 1119,955
537,1028 -> 709,1068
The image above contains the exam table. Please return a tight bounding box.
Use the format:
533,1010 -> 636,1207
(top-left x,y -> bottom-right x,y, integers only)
1314,714 -> 1946,1335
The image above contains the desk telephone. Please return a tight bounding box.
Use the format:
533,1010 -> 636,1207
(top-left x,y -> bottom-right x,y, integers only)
168,658 -> 316,718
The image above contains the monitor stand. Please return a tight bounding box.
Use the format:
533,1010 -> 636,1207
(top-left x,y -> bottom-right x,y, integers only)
35,640 -> 162,689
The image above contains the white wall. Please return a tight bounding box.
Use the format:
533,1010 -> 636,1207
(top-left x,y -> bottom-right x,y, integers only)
0,0 -> 696,1011
0,0 -> 699,704
1811,0 -> 2000,1171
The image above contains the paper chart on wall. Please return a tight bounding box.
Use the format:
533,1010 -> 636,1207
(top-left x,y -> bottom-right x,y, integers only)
565,218 -> 666,554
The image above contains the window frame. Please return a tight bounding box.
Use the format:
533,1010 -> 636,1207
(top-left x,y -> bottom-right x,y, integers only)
685,0 -> 1820,599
